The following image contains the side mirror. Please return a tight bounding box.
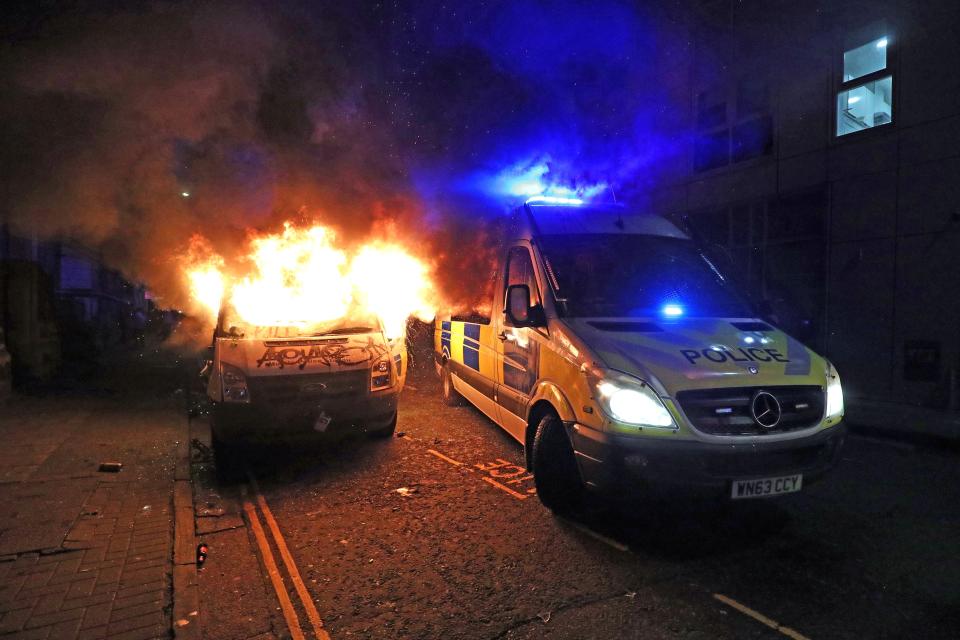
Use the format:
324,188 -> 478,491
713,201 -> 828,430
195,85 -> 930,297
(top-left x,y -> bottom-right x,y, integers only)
509,283 -> 546,327
506,284 -> 531,326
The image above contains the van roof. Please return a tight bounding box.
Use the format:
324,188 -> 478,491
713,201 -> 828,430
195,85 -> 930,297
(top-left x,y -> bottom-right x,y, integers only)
522,203 -> 689,239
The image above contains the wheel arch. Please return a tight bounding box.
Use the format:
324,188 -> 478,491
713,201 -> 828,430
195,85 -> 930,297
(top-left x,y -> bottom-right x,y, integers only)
524,381 -> 577,469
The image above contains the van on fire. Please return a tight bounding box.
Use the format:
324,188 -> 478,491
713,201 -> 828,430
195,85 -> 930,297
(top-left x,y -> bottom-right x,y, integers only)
434,198 -> 845,512
206,301 -> 407,451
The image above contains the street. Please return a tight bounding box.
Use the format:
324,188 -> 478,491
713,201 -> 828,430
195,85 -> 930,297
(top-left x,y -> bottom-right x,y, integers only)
190,345 -> 960,640
4,1 -> 960,638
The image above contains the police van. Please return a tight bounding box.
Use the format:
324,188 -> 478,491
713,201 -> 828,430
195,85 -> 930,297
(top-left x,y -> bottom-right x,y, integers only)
435,198 -> 845,512
206,303 -> 407,453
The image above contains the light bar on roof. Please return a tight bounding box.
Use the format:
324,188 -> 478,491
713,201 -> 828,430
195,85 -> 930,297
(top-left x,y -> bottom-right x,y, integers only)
525,195 -> 584,205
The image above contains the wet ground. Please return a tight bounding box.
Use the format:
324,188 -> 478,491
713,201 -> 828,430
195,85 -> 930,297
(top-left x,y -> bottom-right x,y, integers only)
191,346 -> 960,640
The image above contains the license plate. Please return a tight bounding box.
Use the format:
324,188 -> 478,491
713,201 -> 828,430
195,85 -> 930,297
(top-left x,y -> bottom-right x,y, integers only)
731,474 -> 803,500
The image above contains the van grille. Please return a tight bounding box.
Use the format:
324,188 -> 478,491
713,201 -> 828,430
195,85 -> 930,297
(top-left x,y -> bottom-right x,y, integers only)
248,370 -> 368,406
676,386 -> 824,436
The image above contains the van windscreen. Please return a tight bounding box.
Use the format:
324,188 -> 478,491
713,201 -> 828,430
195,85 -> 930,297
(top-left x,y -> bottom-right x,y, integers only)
538,234 -> 752,318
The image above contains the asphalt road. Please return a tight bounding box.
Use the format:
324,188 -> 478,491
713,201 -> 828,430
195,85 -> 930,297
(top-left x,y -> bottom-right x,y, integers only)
191,346 -> 960,640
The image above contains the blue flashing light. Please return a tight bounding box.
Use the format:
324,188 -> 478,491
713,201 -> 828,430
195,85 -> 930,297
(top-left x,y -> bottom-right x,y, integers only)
525,195 -> 583,205
661,304 -> 684,317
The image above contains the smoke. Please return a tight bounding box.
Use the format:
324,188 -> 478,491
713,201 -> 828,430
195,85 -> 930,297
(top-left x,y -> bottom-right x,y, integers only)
0,0 -> 691,317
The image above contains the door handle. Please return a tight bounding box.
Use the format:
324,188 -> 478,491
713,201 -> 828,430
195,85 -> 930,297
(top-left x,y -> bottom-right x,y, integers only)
497,332 -> 508,342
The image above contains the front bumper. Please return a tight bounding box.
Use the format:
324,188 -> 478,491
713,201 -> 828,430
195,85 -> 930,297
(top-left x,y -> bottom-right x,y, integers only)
212,391 -> 398,441
569,422 -> 846,498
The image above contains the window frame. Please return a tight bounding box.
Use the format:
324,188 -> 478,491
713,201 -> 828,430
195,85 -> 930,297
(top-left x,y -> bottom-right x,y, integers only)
835,27 -> 897,139
692,72 -> 775,175
502,246 -> 543,328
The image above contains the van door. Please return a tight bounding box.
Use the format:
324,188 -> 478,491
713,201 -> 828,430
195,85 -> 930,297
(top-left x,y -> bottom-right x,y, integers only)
495,246 -> 543,441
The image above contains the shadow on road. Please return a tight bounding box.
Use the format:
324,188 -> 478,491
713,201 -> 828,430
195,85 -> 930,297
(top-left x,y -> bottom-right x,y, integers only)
559,497 -> 797,562
207,429 -> 397,488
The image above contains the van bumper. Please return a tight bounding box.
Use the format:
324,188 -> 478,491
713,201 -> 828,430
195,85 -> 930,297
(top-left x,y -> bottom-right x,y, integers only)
568,422 -> 846,499
212,392 -> 399,442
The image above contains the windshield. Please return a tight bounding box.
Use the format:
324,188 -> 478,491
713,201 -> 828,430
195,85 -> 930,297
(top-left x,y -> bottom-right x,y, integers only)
538,234 -> 753,318
217,306 -> 379,340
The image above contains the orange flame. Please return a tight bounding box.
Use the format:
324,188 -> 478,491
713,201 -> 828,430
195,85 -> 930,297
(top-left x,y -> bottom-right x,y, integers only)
183,222 -> 435,340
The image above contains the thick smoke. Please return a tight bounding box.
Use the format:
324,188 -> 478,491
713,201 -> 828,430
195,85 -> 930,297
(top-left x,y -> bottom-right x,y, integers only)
0,0 -> 690,317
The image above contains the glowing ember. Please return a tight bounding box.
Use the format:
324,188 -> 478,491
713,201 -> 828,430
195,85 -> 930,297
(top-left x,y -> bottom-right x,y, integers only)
183,223 -> 435,340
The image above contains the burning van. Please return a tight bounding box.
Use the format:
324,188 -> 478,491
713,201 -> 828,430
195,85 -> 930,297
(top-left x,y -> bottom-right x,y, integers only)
206,302 -> 407,448
185,222 -> 433,452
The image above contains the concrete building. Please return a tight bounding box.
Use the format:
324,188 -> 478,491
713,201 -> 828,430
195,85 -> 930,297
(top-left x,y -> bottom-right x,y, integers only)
0,225 -> 150,387
637,0 -> 960,437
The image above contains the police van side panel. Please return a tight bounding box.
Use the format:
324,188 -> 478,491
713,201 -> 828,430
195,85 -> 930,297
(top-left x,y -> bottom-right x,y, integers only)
435,240 -> 597,448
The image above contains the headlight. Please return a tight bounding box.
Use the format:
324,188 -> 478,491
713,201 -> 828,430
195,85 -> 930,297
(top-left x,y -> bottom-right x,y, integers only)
371,356 -> 393,391
221,362 -> 250,403
590,370 -> 675,429
826,362 -> 844,419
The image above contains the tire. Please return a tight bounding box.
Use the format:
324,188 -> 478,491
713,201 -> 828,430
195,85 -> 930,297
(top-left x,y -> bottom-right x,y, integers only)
441,361 -> 464,406
368,411 -> 398,439
532,413 -> 584,515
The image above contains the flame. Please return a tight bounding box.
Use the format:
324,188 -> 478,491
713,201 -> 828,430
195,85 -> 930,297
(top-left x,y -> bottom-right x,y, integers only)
184,222 -> 435,340
183,235 -> 225,318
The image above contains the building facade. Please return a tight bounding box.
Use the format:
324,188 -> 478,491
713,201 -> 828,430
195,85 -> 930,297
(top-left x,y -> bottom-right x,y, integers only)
638,0 -> 960,433
0,225 -> 150,386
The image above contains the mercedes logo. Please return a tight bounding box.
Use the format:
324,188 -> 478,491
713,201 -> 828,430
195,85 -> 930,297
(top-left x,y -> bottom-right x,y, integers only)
750,390 -> 782,428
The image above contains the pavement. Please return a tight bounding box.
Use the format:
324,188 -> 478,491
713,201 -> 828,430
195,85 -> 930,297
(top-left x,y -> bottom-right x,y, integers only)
0,350 -> 195,640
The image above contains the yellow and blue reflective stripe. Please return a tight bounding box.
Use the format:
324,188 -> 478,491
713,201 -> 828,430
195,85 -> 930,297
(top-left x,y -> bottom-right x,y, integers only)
463,323 -> 481,371
440,321 -> 452,359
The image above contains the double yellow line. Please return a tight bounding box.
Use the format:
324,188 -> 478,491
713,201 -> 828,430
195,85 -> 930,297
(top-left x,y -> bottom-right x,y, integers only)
242,472 -> 331,640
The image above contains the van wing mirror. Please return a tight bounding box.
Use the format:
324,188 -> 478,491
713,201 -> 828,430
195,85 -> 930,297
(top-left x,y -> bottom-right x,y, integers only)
505,284 -> 532,326
505,284 -> 547,328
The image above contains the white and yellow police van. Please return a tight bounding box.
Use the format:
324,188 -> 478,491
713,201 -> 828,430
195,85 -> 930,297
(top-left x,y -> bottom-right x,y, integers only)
435,198 -> 845,512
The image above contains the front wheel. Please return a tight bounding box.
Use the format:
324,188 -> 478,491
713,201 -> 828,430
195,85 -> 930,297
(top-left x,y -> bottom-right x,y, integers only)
532,413 -> 584,515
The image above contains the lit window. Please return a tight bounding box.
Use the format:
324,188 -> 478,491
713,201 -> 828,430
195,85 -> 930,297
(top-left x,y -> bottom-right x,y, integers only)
837,76 -> 893,136
843,37 -> 888,81
836,34 -> 893,137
